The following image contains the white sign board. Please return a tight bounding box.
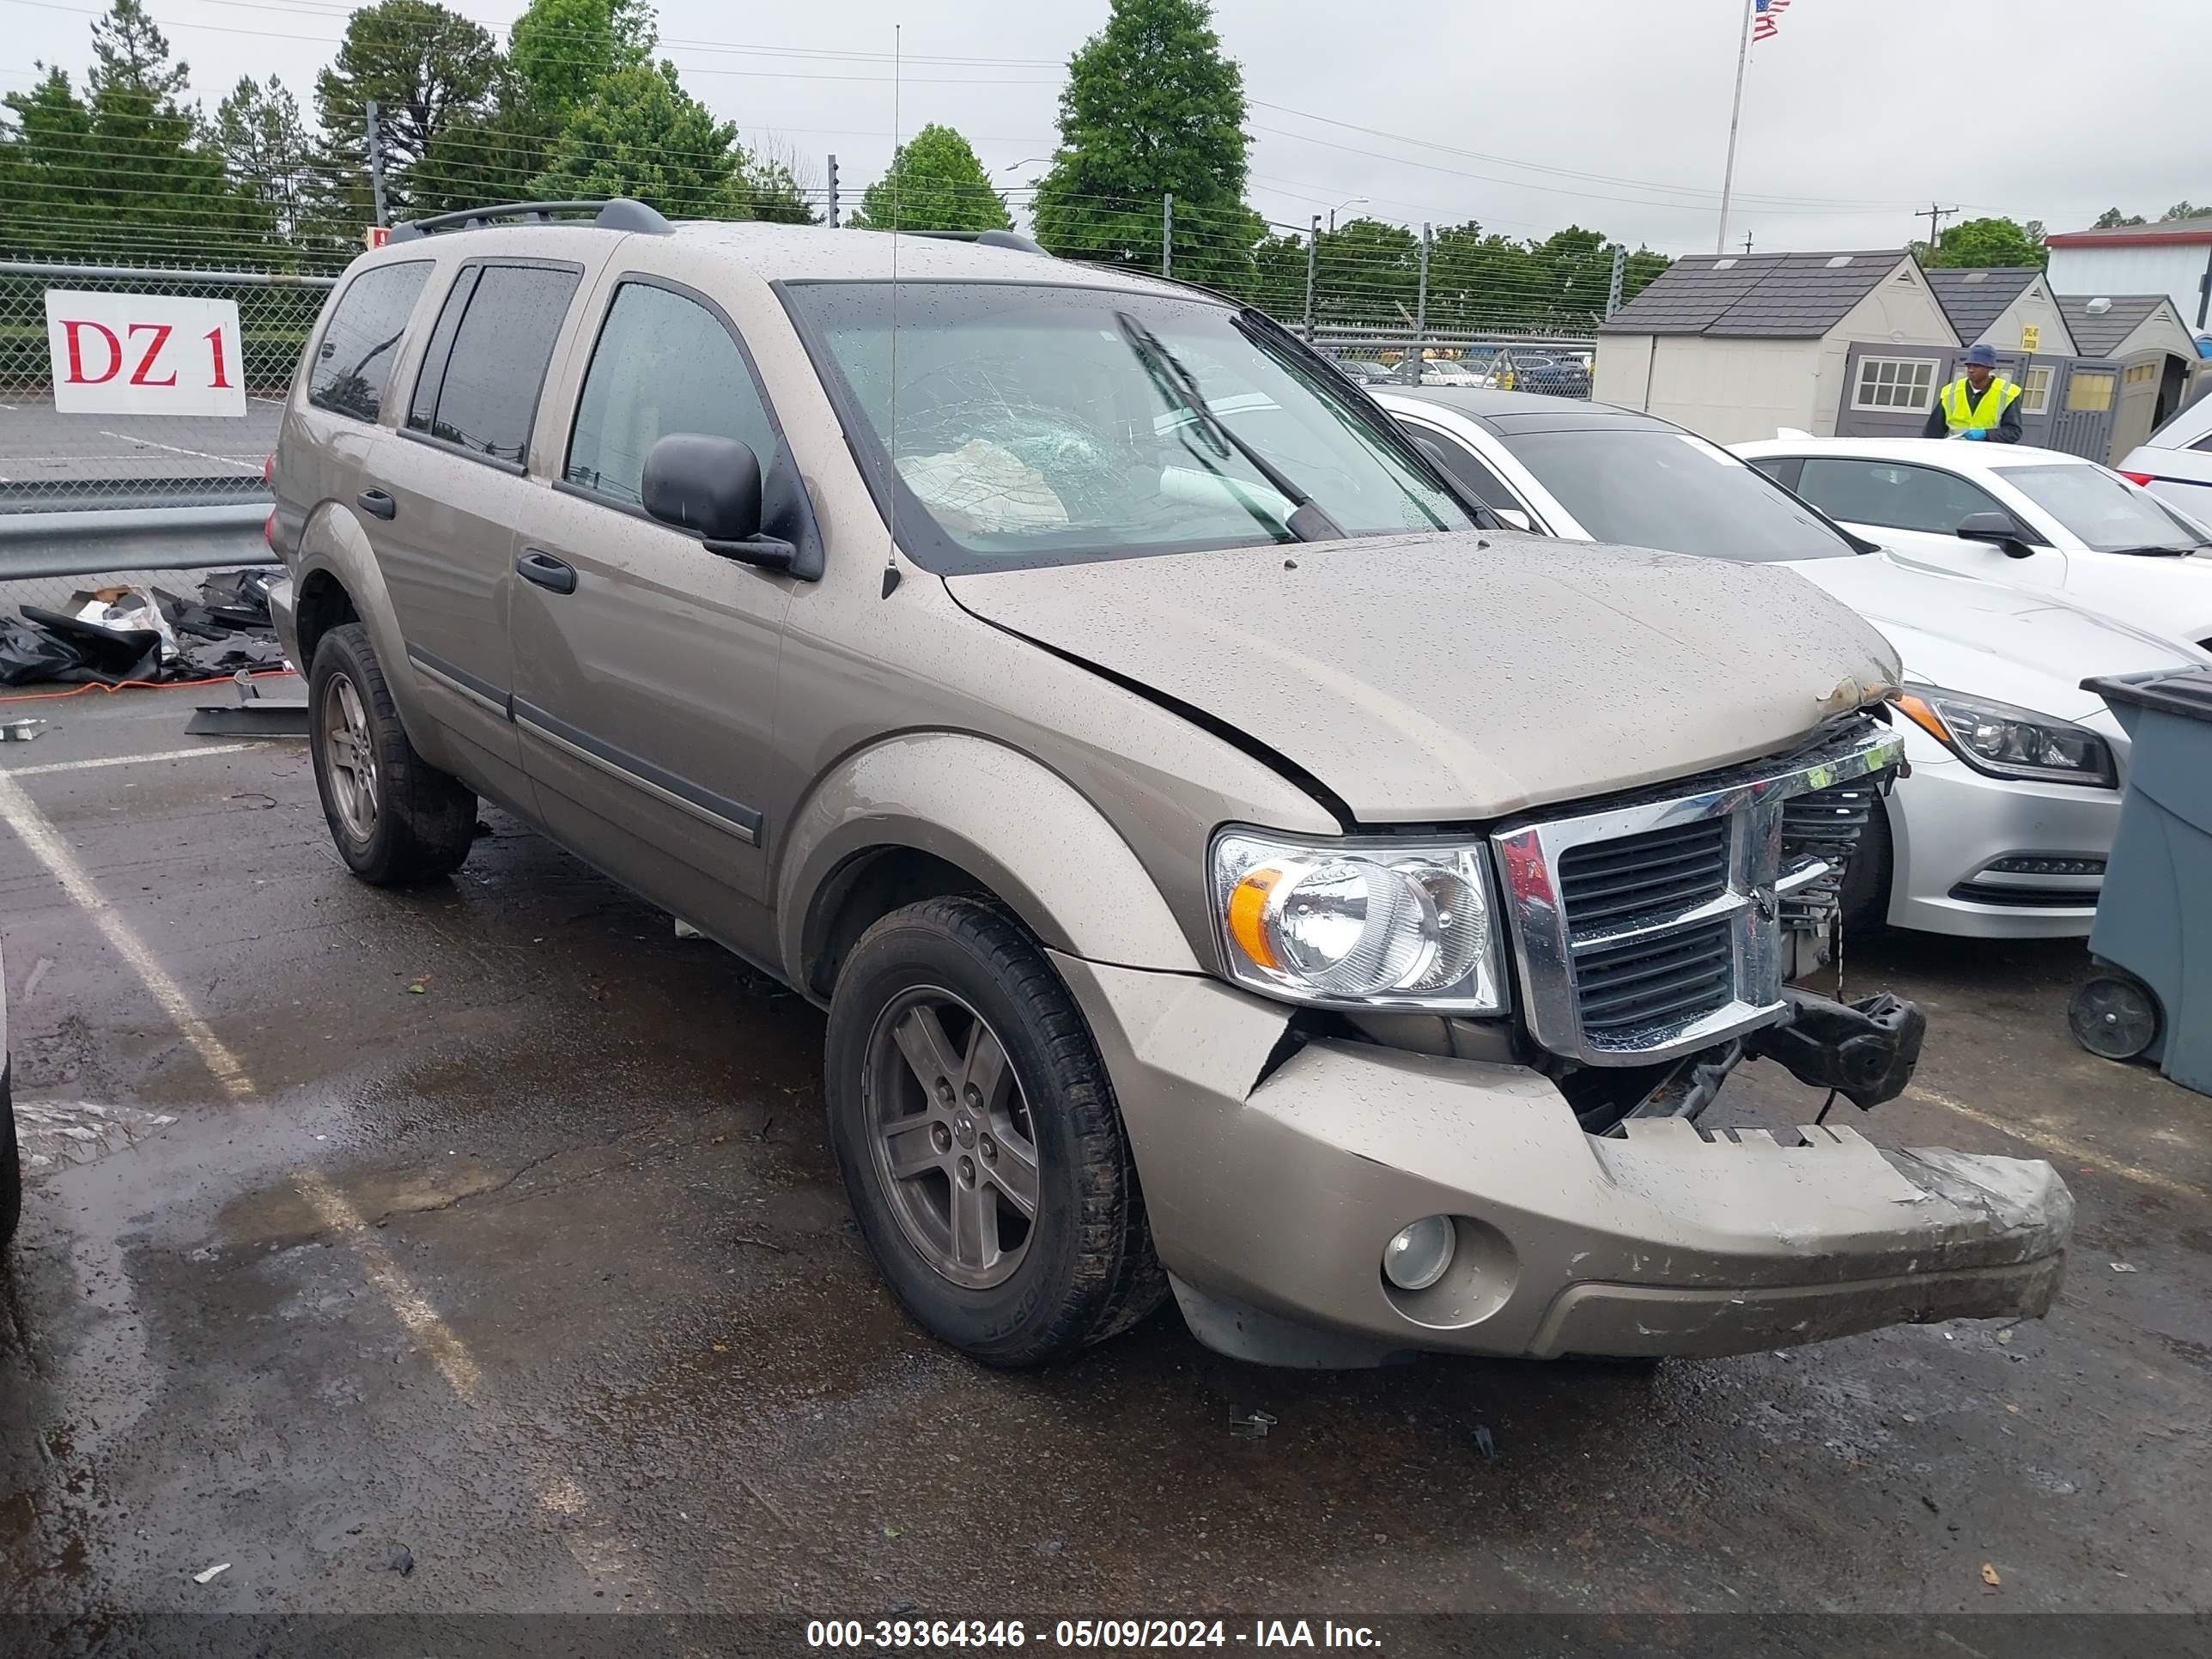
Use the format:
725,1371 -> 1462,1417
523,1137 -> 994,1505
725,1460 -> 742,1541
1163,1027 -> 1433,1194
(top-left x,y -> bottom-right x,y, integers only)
44,289 -> 247,417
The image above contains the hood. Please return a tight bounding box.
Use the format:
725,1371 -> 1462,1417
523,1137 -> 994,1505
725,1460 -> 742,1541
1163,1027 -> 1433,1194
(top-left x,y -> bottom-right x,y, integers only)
1789,552 -> 2209,720
946,531 -> 1899,823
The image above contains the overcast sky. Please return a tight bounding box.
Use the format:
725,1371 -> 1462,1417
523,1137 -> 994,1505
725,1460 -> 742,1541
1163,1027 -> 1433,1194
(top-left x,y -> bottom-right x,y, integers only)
9,0 -> 2207,252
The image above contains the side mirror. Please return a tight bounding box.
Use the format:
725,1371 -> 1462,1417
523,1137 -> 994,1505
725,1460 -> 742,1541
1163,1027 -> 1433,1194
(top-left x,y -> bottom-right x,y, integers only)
1496,507 -> 1534,532
642,433 -> 795,571
1956,509 -> 2039,559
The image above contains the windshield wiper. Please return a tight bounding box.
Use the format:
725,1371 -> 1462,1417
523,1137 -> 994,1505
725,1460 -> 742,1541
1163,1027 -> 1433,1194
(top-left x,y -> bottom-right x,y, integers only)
1115,312 -> 1345,543
2105,544 -> 2200,557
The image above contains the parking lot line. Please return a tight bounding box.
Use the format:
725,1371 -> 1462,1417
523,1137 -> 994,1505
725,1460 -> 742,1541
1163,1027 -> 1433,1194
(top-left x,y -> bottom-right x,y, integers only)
95,429 -> 263,471
1906,1082 -> 2205,1205
2,743 -> 258,777
0,763 -> 663,1601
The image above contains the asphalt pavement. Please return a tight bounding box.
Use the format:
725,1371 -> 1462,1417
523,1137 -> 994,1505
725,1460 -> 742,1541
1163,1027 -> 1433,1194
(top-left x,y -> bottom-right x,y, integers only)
0,397 -> 281,495
0,690 -> 2207,1653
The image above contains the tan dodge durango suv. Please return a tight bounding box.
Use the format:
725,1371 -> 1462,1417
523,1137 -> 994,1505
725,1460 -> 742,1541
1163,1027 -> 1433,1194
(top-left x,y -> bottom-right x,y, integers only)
270,200 -> 2071,1369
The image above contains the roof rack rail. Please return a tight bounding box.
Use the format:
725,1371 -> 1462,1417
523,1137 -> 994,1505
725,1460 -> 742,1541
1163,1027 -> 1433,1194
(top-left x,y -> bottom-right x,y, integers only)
386,198 -> 672,244
901,228 -> 1051,257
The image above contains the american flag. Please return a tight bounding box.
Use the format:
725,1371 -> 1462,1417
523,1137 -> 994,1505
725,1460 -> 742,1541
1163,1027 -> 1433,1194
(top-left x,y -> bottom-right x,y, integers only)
1753,0 -> 1792,40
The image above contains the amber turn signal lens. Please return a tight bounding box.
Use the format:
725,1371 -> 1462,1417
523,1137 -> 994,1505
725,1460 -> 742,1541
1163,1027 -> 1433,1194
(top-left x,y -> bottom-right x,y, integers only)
1225,866 -> 1284,970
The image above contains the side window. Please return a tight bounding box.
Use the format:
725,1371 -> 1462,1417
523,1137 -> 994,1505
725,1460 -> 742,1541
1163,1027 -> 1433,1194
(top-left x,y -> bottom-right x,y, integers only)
1796,458 -> 2006,536
406,266 -> 481,433
565,281 -> 779,507
1746,455 -> 1803,491
309,260 -> 431,422
1402,424 -> 1522,512
409,264 -> 581,464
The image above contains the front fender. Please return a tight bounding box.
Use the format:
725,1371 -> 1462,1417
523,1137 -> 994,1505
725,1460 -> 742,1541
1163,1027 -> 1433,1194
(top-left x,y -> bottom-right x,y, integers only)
776,732 -> 1204,983
292,503 -> 459,774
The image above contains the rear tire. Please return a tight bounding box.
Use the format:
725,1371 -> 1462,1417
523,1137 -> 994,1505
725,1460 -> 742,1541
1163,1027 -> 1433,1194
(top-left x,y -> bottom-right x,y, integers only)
308,623 -> 476,886
825,896 -> 1166,1367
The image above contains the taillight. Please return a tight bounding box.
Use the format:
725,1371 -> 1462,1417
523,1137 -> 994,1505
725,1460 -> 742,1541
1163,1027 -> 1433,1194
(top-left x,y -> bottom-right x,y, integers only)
263,453 -> 274,487
2119,471 -> 2155,487
263,511 -> 277,551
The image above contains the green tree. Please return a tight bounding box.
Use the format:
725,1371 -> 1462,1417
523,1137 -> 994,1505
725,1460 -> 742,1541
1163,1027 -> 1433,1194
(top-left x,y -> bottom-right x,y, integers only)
314,1 -> 500,211
2093,207 -> 2147,229
215,75 -> 313,240
0,3 -> 263,261
410,78 -> 561,213
532,60 -> 745,219
1922,215 -> 2045,269
508,0 -> 654,118
1315,216 -> 1417,328
741,153 -> 817,224
2162,200 -> 2203,222
849,123 -> 1009,232
1030,0 -> 1261,289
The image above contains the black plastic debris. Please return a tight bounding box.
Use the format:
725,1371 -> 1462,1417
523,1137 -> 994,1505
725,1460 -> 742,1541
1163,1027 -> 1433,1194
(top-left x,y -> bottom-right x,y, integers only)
0,568 -> 288,689
19,605 -> 164,685
0,617 -> 89,685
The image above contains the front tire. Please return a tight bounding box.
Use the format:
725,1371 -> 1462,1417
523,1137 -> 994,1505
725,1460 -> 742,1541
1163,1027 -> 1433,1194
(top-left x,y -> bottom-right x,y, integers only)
308,623 -> 476,886
2,1063 -> 19,1249
825,897 -> 1165,1367
1837,794 -> 1894,938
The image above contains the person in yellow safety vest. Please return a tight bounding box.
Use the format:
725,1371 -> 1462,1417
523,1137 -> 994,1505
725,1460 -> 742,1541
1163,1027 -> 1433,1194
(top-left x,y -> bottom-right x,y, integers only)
1922,343 -> 2024,443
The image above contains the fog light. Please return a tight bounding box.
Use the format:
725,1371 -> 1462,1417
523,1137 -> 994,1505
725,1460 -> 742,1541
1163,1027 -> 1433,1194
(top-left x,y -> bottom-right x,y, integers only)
1382,1216 -> 1455,1291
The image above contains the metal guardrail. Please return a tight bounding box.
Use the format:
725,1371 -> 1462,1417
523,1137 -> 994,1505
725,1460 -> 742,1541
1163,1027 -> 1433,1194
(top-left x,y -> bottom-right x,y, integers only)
0,503 -> 271,580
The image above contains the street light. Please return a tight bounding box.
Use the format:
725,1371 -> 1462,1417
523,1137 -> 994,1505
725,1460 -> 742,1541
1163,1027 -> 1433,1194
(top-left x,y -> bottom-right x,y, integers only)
1328,195 -> 1368,234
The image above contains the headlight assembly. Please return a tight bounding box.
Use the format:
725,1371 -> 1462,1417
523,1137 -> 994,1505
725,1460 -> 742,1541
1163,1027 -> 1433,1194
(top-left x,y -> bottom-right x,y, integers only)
1893,687 -> 2117,787
1210,830 -> 1504,1012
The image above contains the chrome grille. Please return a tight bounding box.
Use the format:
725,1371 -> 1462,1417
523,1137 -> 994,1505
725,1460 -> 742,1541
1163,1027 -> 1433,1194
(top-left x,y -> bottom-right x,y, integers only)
1493,723 -> 1903,1066
1573,917 -> 1736,1039
1557,819 -> 1730,931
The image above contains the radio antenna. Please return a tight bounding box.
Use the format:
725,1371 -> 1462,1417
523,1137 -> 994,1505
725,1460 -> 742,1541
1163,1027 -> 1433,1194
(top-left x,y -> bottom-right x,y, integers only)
880,24 -> 904,599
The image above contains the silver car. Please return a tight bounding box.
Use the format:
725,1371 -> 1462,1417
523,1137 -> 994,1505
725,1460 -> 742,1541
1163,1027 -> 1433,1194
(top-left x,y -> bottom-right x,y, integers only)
269,202 -> 2069,1370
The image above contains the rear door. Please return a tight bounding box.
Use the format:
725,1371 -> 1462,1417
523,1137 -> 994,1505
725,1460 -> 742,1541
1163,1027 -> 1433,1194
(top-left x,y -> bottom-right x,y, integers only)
507,273 -> 813,938
1786,455 -> 2072,594
374,258 -> 584,787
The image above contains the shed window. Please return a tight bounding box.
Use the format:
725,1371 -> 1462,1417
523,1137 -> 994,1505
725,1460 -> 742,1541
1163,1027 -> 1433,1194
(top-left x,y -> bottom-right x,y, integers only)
2124,362 -> 2159,386
1851,356 -> 1938,412
2021,365 -> 2054,416
2069,372 -> 2116,412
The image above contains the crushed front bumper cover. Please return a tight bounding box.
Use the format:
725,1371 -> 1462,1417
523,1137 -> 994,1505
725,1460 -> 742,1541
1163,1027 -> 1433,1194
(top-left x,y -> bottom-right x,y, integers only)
1058,957 -> 2072,1368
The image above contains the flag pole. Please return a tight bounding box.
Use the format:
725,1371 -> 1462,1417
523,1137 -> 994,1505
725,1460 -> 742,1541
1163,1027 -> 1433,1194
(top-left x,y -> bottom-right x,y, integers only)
1717,0 -> 1755,255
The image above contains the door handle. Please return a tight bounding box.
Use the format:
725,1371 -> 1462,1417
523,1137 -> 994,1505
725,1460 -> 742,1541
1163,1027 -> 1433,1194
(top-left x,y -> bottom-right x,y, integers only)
356,488 -> 396,520
515,549 -> 577,595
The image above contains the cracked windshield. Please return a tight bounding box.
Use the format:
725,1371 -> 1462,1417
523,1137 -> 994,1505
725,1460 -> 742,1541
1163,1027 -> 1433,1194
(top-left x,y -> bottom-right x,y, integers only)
788,283 -> 1470,568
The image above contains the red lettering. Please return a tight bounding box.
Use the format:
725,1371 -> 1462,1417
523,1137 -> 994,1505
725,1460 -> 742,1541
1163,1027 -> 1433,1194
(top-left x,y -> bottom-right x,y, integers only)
60,319 -> 121,385
204,325 -> 232,389
127,322 -> 177,387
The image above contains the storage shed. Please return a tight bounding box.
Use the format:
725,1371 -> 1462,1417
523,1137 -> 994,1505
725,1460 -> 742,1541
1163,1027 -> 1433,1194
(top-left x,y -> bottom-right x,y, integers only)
1593,249 -> 1956,443
1924,267 -> 2078,356
2056,292 -> 2200,455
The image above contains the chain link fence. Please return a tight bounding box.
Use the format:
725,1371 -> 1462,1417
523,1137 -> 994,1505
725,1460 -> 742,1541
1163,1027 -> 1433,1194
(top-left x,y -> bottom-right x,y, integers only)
1311,326 -> 1596,399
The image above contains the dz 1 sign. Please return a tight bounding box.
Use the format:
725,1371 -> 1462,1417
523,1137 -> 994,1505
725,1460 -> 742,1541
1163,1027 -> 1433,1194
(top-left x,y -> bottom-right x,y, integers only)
44,289 -> 248,418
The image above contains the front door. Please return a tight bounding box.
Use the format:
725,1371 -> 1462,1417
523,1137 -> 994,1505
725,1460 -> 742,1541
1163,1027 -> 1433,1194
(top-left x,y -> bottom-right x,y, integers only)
2048,362 -> 2120,462
376,258 -> 584,789
507,275 -> 811,950
1788,454 -> 2072,593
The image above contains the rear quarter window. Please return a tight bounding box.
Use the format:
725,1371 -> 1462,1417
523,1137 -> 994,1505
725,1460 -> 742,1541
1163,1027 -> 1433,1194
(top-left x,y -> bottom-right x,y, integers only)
309,261 -> 432,423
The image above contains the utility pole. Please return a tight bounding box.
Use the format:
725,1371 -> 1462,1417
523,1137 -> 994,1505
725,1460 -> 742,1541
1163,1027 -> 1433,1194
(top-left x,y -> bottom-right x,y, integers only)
365,99 -> 390,228
1716,0 -> 1754,255
1162,193 -> 1173,278
1415,222 -> 1431,348
1918,202 -> 1959,251
1742,233 -> 1753,254
826,154 -> 840,227
1606,244 -> 1626,319
1304,215 -> 1320,343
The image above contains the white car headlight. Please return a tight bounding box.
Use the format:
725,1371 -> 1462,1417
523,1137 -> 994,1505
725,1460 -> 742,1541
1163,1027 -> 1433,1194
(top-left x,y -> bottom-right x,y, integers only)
1894,686 -> 2118,787
1210,830 -> 1504,1012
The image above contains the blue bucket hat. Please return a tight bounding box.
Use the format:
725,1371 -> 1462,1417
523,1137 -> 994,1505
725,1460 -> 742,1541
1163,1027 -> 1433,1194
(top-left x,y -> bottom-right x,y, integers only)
1962,343 -> 2000,368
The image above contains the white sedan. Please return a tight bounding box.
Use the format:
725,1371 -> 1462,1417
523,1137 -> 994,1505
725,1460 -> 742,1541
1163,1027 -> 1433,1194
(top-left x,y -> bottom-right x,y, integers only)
1731,436 -> 2212,653
1378,387 -> 2211,939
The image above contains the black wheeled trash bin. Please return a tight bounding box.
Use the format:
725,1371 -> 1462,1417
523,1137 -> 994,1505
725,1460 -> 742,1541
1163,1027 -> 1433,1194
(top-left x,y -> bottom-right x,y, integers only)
2071,668 -> 2212,1094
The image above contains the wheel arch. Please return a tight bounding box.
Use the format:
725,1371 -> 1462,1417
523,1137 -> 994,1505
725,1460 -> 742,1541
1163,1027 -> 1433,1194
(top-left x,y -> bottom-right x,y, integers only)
780,733 -> 1204,999
290,502 -> 456,771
